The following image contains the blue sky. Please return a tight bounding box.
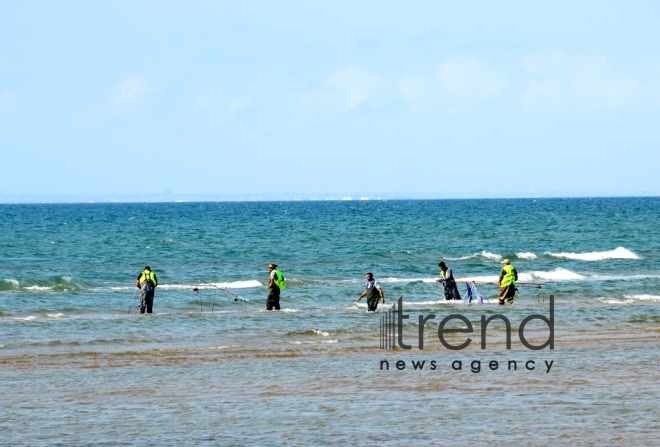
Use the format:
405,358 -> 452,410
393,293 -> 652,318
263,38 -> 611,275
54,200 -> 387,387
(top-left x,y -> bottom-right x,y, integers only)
1,1 -> 659,201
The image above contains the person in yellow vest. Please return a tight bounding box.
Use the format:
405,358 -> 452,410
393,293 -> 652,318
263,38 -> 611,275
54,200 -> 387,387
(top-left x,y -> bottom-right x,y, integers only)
267,263 -> 286,310
435,261 -> 462,300
498,259 -> 518,305
135,266 -> 158,314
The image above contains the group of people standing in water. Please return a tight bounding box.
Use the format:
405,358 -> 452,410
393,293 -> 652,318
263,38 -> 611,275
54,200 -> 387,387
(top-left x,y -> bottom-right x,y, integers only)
360,259 -> 519,311
433,259 -> 519,306
134,260 -> 519,313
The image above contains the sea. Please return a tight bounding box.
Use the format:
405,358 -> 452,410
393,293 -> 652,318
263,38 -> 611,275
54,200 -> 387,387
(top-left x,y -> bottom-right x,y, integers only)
1,198 -> 658,446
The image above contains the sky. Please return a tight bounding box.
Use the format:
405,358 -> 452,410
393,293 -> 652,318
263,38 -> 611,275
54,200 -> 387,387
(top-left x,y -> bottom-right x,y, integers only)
1,0 -> 659,202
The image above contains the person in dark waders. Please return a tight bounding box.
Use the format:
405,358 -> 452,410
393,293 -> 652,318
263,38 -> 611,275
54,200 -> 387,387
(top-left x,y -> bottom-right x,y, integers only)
498,258 -> 518,305
435,261 -> 462,300
135,266 -> 158,314
266,263 -> 286,310
356,272 -> 385,311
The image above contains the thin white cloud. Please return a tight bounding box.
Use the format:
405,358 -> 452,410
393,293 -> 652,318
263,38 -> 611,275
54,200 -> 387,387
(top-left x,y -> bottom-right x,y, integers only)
298,66 -> 383,116
436,56 -> 505,102
397,56 -> 505,108
521,51 -> 640,109
110,75 -> 149,113
327,66 -> 381,113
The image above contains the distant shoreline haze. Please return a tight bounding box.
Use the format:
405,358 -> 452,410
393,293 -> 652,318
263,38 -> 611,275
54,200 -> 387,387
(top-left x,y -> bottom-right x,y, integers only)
0,192 -> 658,204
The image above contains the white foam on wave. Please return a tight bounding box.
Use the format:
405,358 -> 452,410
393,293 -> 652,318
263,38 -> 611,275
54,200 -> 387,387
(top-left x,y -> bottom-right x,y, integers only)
401,300 -> 454,307
597,297 -> 632,305
354,302 -> 390,311
312,329 -> 330,337
2,279 -> 20,288
516,252 -> 538,260
15,316 -> 37,321
24,286 -> 53,291
623,294 -> 660,301
458,275 -> 500,283
45,313 -> 64,318
480,251 -> 503,261
291,339 -> 339,345
213,280 -> 262,289
378,277 -> 437,284
520,268 -> 585,282
160,280 -> 263,290
546,247 -> 640,261
446,251 -> 503,261
459,268 -> 584,283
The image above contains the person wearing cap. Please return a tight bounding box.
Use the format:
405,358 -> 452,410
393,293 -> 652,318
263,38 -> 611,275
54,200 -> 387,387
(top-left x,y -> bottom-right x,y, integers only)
266,263 -> 286,310
357,272 -> 385,311
135,266 -> 158,314
435,261 -> 462,300
498,259 -> 518,305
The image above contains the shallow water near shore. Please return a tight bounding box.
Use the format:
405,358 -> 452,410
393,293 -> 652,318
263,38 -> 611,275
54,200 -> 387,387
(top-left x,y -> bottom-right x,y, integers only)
1,198 -> 658,445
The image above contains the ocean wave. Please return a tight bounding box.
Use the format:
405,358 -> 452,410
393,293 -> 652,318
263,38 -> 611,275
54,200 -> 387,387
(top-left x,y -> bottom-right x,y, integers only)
515,252 -> 538,260
290,339 -> 339,345
24,285 -> 53,291
255,308 -> 300,313
14,316 -> 37,321
160,280 -> 262,290
378,277 -> 437,284
458,275 -> 500,283
546,247 -> 640,261
520,268 -> 585,281
623,294 -> 660,301
0,279 -> 20,291
1,276 -> 91,292
354,302 -> 390,311
287,329 -> 332,337
596,298 -> 632,305
399,300 -> 463,308
458,268 -> 584,283
44,313 -> 64,318
446,251 -> 502,261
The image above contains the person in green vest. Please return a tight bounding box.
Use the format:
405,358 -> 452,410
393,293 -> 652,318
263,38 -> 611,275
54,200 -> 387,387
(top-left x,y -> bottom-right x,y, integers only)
135,265 -> 158,314
267,263 -> 286,310
498,259 -> 518,305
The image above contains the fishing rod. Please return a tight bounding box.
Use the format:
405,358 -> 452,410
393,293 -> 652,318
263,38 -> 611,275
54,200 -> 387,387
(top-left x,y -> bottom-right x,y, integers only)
128,289 -> 138,314
190,276 -> 250,311
470,281 -> 545,289
191,279 -> 249,302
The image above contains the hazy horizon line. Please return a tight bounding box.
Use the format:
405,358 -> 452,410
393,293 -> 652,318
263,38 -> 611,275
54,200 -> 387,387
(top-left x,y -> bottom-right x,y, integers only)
1,192 -> 658,204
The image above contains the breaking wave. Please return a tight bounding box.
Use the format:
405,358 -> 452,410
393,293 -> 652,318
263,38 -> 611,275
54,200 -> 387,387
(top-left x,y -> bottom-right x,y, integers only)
546,247 -> 640,261
160,280 -> 262,290
447,251 -> 502,261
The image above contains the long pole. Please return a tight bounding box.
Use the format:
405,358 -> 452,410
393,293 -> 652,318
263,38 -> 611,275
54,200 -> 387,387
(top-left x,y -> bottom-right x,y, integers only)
190,276 -> 250,303
128,289 -> 137,314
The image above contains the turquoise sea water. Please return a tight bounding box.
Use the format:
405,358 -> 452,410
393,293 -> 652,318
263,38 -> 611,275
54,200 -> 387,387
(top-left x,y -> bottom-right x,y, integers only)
1,198 -> 659,446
